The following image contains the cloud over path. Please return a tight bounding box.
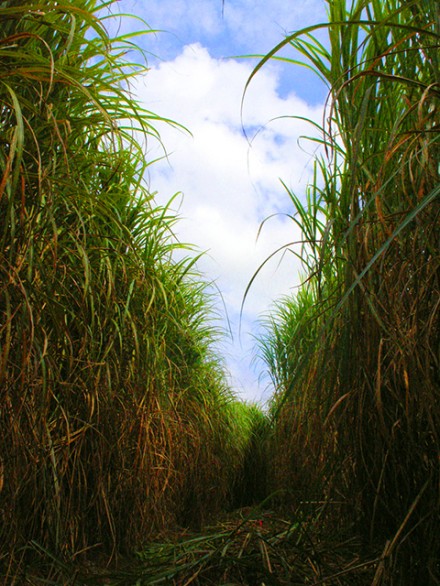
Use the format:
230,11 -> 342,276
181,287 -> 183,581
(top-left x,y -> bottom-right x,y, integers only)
132,43 -> 324,401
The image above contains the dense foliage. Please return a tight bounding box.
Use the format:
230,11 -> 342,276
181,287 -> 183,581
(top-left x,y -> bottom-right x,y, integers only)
0,1 -> 260,578
257,0 -> 439,583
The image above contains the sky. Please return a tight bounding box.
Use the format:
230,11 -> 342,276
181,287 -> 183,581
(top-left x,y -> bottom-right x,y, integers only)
110,0 -> 329,404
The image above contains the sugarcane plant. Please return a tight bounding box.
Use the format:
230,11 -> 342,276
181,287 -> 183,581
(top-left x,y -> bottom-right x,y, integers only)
254,0 -> 439,583
0,0 -> 251,579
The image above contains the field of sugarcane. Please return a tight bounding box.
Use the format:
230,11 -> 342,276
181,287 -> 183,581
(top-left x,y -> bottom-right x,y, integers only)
0,0 -> 438,584
257,0 -> 439,583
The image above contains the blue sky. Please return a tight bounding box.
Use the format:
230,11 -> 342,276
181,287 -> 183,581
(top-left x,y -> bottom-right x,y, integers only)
110,0 -> 329,404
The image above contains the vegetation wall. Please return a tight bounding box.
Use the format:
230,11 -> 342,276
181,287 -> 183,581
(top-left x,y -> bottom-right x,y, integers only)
258,1 -> 439,582
0,0 -> 249,569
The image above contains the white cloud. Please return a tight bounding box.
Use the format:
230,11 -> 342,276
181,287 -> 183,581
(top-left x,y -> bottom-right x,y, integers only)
133,42 -> 324,402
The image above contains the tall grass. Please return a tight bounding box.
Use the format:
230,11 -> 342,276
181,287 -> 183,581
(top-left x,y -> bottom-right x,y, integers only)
0,0 -> 248,578
255,0 -> 439,583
